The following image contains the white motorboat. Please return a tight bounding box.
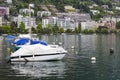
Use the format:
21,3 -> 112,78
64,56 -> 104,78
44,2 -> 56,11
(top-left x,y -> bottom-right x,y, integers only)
10,42 -> 67,62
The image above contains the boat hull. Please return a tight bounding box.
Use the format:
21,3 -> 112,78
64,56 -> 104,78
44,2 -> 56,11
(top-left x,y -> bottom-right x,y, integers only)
10,53 -> 66,62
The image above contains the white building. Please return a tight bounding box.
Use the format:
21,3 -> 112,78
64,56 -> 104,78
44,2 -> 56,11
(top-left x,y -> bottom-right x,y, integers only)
101,17 -> 120,23
81,21 -> 97,31
19,9 -> 34,14
57,17 -> 78,30
115,6 -> 120,10
37,11 -> 51,17
64,5 -> 76,13
90,10 -> 100,15
0,17 -> 2,26
56,13 -> 91,22
0,7 -> 9,16
11,15 -> 36,29
6,0 -> 12,4
49,17 -> 58,27
42,18 -> 49,28
42,16 -> 79,30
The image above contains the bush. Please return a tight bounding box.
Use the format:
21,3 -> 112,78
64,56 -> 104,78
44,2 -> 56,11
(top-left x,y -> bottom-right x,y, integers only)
82,29 -> 95,34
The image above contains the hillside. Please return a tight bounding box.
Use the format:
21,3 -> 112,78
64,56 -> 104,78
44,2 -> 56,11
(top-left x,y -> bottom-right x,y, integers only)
8,0 -> 120,19
11,0 -> 113,12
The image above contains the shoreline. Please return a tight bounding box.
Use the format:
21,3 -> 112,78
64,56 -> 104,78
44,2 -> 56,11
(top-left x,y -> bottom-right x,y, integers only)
0,36 -> 4,61
0,36 -> 8,63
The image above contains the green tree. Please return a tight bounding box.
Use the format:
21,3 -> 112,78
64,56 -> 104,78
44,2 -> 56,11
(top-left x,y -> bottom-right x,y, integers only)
65,29 -> 73,33
46,24 -> 52,34
82,29 -> 89,34
59,27 -> 64,33
82,29 -> 95,34
116,21 -> 120,29
2,25 -> 11,34
96,28 -> 108,34
101,28 -> 108,33
19,22 -> 26,33
53,23 -> 59,34
0,27 -> 4,34
36,23 -> 43,33
74,27 -> 79,33
10,21 -> 18,33
31,27 -> 36,33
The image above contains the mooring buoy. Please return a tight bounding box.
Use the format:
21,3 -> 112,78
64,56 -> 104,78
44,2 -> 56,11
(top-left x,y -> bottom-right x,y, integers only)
109,48 -> 114,54
91,57 -> 96,61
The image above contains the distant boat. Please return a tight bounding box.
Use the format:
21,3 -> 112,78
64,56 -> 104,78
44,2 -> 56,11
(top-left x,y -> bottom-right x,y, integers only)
5,35 -> 16,39
5,35 -> 16,43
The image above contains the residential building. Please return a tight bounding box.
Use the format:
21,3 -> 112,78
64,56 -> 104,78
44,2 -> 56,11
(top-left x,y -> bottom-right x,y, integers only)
19,8 -> 34,14
89,4 -> 98,9
115,6 -> 120,10
5,0 -> 12,4
97,20 -> 116,30
11,15 -> 36,29
0,7 -> 10,25
0,7 -> 9,16
64,5 -> 76,13
10,16 -> 18,22
90,10 -> 100,15
42,16 -> 79,30
37,11 -> 51,17
57,17 -> 78,30
42,18 -> 49,28
0,17 -> 2,26
49,17 -> 58,27
56,13 -> 91,22
40,5 -> 49,11
101,17 -> 120,23
105,21 -> 116,30
102,5 -> 109,9
47,5 -> 58,13
105,10 -> 114,14
114,0 -> 120,2
81,21 -> 97,31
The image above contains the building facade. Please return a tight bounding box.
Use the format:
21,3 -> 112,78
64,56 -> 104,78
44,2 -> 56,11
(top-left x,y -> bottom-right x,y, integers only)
81,21 -> 97,31
11,15 -> 36,29
42,16 -> 79,30
0,17 -> 2,26
37,11 -> 51,17
0,7 -> 9,16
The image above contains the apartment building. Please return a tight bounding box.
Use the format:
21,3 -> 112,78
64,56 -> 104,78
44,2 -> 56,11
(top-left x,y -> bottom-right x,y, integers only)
81,21 -> 97,31
0,7 -> 9,16
37,11 -> 51,17
42,16 -> 78,30
11,15 -> 36,29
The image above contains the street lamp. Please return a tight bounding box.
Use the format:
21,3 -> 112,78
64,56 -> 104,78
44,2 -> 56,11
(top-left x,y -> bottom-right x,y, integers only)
29,4 -> 34,38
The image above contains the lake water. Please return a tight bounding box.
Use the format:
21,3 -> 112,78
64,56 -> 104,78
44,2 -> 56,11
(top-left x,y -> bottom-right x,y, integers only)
1,34 -> 120,80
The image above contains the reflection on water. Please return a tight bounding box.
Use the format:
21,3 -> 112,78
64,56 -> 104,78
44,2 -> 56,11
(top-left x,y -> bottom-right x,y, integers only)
11,61 -> 66,79
2,34 -> 120,80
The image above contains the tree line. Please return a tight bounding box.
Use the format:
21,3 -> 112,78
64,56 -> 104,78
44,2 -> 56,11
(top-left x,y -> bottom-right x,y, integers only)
0,22 -> 81,34
0,21 -> 120,35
